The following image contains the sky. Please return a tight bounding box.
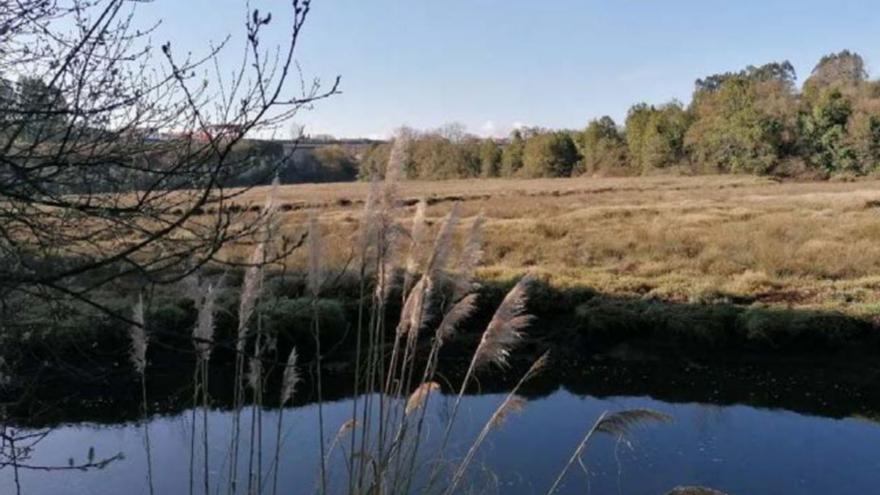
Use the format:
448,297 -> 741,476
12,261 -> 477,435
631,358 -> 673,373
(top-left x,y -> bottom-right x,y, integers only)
142,0 -> 880,139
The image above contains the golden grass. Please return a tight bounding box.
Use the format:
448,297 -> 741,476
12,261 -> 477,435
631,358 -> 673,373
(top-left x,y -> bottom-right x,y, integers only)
227,175 -> 880,317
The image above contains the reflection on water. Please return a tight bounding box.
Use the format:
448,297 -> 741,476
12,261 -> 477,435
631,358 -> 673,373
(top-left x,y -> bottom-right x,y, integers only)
4,372 -> 880,495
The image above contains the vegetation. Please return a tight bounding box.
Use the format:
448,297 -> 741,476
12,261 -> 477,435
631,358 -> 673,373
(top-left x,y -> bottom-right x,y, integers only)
117,141 -> 668,495
0,0 -> 339,323
222,174 -> 880,323
343,51 -> 880,181
2,0 -> 877,493
1,135 -> 676,493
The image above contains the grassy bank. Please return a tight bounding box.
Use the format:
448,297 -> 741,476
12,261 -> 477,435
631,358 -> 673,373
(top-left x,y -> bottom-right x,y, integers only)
6,175 -> 880,385
3,271 -> 877,389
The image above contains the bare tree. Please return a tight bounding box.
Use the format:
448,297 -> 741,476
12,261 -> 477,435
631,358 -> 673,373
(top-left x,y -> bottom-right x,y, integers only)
0,1 -> 337,489
0,0 -> 339,324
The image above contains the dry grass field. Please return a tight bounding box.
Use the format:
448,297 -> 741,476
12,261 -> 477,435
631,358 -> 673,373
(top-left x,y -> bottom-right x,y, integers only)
231,175 -> 880,318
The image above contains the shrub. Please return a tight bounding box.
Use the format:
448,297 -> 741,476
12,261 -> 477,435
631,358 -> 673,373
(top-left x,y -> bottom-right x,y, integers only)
736,306 -> 868,350
521,131 -> 580,178
262,297 -> 349,358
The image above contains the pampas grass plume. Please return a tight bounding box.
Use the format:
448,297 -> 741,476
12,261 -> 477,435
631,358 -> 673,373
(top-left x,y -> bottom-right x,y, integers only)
129,295 -> 147,375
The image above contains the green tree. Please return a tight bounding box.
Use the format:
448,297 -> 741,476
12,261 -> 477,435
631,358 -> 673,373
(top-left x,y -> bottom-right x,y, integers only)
577,116 -> 628,175
479,139 -> 502,177
804,50 -> 867,97
685,73 -> 795,174
409,132 -> 478,179
846,82 -> 880,173
358,142 -> 392,180
313,145 -> 359,180
800,88 -> 857,172
624,103 -> 652,170
626,102 -> 689,172
695,61 -> 796,93
500,129 -> 525,177
459,137 -> 483,178
16,76 -> 68,140
521,131 -> 579,178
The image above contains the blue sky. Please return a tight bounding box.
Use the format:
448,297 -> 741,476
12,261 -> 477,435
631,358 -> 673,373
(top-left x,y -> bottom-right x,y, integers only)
145,0 -> 880,138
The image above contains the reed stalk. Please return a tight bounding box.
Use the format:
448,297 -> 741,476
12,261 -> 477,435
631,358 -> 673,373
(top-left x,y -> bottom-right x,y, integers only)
308,215 -> 328,494
425,274 -> 534,492
129,296 -> 155,495
444,352 -> 549,495
546,408 -> 673,495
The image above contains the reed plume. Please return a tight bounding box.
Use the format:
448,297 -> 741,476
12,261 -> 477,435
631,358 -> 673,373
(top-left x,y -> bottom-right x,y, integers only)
325,419 -> 359,471
247,355 -> 262,392
308,215 -> 324,298
358,176 -> 381,256
394,204 -> 461,339
403,199 -> 428,296
425,203 -> 460,280
595,409 -> 673,438
396,277 -> 430,337
374,218 -> 406,304
373,137 -> 408,303
436,293 -> 479,344
238,242 -> 265,352
280,347 -> 301,406
331,419 -> 358,446
129,295 -> 147,375
472,274 -> 535,369
489,395 -> 526,429
382,137 -> 407,211
272,347 -> 301,495
546,408 -> 672,495
405,382 -> 440,416
452,213 -> 484,301
193,283 -> 216,361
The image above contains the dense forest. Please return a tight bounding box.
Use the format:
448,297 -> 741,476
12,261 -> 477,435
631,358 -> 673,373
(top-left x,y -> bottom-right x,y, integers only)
357,50 -> 880,180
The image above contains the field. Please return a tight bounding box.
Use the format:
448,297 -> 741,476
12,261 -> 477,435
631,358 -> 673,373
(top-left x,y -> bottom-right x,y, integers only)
230,174 -> 880,319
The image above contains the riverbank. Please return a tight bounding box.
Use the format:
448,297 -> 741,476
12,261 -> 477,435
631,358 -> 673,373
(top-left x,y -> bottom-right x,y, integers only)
2,272 -> 879,406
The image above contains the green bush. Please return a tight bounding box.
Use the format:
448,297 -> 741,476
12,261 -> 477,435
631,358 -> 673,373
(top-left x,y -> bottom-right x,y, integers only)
736,306 -> 868,349
647,302 -> 742,347
262,297 -> 349,357
573,297 -> 653,344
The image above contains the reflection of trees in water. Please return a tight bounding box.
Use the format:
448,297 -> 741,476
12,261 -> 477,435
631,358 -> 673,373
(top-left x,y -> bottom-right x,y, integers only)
9,357 -> 880,430
693,403 -> 730,435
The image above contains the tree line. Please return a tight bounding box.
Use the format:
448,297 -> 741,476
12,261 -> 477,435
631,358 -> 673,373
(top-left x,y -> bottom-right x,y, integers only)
357,50 -> 880,180
6,49 -> 878,184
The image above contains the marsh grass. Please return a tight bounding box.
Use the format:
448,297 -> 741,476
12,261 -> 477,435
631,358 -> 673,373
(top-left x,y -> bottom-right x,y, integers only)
225,175 -> 880,319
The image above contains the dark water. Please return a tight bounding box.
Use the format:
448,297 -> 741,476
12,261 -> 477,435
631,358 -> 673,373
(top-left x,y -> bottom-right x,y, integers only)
4,362 -> 880,494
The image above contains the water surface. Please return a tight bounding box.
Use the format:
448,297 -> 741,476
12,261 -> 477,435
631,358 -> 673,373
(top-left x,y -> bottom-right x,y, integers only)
4,364 -> 880,494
